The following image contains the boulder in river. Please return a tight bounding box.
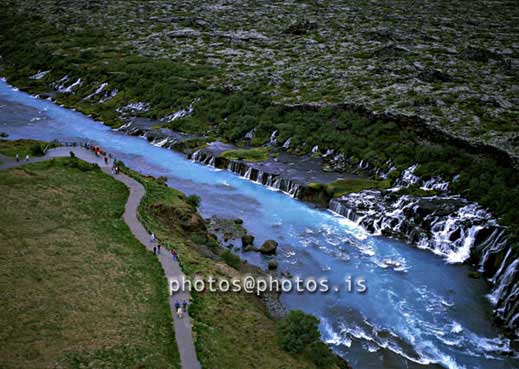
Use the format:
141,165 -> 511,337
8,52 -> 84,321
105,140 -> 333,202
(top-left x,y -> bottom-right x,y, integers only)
268,259 -> 278,270
241,234 -> 255,247
260,240 -> 278,255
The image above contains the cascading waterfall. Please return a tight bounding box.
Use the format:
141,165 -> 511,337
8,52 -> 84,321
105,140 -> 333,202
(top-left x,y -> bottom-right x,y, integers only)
329,165 -> 519,333
190,148 -> 303,198
269,130 -> 278,145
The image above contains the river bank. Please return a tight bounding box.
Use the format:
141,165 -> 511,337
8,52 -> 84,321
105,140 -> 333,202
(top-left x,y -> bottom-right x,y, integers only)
109,116 -> 519,338
1,79 -> 518,369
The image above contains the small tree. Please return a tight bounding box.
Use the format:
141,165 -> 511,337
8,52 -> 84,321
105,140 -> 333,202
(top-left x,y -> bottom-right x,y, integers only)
277,310 -> 320,353
186,194 -> 201,209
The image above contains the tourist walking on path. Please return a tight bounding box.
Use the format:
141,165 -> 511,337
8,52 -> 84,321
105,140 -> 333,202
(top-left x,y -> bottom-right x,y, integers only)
172,248 -> 178,261
15,154 -> 19,162
182,300 -> 188,313
25,154 -> 29,161
153,245 -> 157,255
175,301 -> 183,318
150,232 -> 156,245
157,243 -> 161,254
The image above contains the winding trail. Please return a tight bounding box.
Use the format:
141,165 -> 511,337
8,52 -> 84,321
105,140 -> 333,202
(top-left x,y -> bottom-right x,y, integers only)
0,147 -> 201,369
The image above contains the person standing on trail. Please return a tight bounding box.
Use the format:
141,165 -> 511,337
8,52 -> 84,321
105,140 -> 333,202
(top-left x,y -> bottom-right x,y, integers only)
153,245 -> 157,255
172,248 -> 177,261
104,156 -> 108,165
150,233 -> 156,245
174,302 -> 183,318
157,243 -> 161,254
182,300 -> 188,312
16,154 -> 19,162
25,154 -> 30,161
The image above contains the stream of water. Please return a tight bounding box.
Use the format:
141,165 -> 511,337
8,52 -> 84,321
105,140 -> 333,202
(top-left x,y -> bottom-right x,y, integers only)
1,79 -> 517,369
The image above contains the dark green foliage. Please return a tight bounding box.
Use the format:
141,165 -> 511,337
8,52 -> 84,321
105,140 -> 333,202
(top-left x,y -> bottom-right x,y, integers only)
190,233 -> 208,245
277,310 -> 320,353
221,250 -> 241,269
305,341 -> 336,368
29,143 -> 44,156
186,194 -> 201,209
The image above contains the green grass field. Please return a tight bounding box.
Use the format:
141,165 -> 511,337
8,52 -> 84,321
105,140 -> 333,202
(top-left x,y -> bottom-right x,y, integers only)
0,158 -> 180,368
0,139 -> 47,158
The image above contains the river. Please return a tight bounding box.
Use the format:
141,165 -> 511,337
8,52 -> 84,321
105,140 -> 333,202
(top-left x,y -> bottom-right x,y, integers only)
0,79 -> 517,369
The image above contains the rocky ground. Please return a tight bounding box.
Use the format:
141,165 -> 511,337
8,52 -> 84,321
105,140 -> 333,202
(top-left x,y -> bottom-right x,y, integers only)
8,0 -> 519,161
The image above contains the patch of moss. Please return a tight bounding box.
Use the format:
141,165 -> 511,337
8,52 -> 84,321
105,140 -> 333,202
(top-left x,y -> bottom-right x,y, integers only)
310,178 -> 391,198
220,147 -> 269,162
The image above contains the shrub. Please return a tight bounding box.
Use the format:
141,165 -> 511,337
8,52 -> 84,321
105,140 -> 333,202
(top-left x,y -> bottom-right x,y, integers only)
157,176 -> 168,185
305,341 -> 336,368
221,250 -> 241,269
277,310 -> 320,353
29,143 -> 44,156
186,194 -> 201,208
190,233 -> 207,245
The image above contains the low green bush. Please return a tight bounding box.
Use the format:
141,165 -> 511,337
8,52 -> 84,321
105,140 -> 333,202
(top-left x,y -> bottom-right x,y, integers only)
186,194 -> 201,209
221,250 -> 241,269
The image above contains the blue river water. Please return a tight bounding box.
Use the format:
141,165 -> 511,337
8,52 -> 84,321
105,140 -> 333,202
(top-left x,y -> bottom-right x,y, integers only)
0,79 -> 517,369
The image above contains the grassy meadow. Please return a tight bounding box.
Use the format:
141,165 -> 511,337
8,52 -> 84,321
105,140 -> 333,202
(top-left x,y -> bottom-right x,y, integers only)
0,158 -> 180,368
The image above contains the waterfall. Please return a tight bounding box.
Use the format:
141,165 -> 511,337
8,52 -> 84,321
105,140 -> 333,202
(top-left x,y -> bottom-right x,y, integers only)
29,70 -> 50,80
270,130 -> 278,145
245,128 -> 256,140
282,137 -> 291,149
312,145 -> 319,153
191,149 -> 216,166
394,164 -> 420,187
99,88 -> 118,103
327,166 -> 519,331
421,177 -> 449,191
256,170 -> 264,184
152,137 -> 169,148
489,259 -> 519,307
60,78 -> 82,93
478,228 -> 508,273
323,149 -> 334,157
244,167 -> 252,179
272,177 -> 282,189
84,82 -> 108,100
208,156 -> 216,167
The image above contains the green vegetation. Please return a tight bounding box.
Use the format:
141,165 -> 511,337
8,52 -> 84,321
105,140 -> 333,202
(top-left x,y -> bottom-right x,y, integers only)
0,8 -> 517,244
221,249 -> 241,269
278,310 -> 337,368
186,194 -> 201,209
0,158 -> 179,368
0,139 -> 47,157
310,178 -> 391,198
221,147 -> 270,162
129,170 -> 331,369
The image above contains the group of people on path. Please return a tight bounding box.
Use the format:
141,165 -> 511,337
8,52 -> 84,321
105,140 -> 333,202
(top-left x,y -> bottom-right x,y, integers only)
175,300 -> 189,319
150,233 -> 188,319
15,153 -> 30,162
81,142 -> 120,173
